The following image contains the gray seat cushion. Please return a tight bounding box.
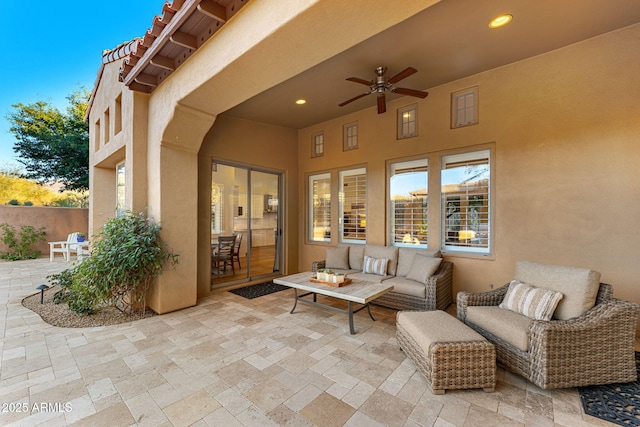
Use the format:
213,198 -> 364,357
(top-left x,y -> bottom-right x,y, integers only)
346,272 -> 392,283
466,306 -> 533,351
397,310 -> 486,352
381,277 -> 426,298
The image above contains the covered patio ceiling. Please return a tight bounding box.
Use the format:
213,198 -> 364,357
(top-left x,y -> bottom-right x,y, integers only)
123,0 -> 640,130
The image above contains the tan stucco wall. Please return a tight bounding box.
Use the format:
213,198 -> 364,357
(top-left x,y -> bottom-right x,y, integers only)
298,24 -> 640,319
0,206 -> 88,255
88,60 -> 150,235
197,115 -> 299,297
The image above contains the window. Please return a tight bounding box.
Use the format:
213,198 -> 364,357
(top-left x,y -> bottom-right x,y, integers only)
309,173 -> 331,242
441,150 -> 490,253
397,104 -> 418,139
389,159 -> 428,246
114,93 -> 122,135
116,162 -> 126,217
94,119 -> 101,151
451,86 -> 478,128
104,108 -> 111,144
343,122 -> 358,151
312,132 -> 324,157
340,168 -> 367,243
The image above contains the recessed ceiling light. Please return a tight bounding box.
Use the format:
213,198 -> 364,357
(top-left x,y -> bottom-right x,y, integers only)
295,99 -> 306,105
489,14 -> 512,29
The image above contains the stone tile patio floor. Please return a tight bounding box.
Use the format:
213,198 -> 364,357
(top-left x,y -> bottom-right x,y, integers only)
1,258 -> 636,426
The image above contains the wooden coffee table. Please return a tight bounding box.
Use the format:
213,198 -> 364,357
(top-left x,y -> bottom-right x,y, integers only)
274,272 -> 394,334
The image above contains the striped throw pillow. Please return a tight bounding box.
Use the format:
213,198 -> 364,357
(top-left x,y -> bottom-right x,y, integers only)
362,256 -> 389,276
499,280 -> 564,321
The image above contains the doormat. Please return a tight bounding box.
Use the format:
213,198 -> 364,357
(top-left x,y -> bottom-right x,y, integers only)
228,281 -> 289,299
578,351 -> 640,426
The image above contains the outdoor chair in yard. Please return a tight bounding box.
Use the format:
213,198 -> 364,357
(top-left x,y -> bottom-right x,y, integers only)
49,232 -> 86,262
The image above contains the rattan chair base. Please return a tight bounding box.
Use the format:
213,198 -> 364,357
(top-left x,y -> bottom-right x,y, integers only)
397,321 -> 496,394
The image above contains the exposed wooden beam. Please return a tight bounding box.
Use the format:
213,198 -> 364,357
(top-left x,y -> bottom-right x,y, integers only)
197,0 -> 227,23
150,55 -> 176,71
170,31 -> 198,49
128,82 -> 153,93
135,73 -> 158,87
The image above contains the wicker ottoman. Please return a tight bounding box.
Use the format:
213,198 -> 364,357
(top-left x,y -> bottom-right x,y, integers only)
396,310 -> 496,394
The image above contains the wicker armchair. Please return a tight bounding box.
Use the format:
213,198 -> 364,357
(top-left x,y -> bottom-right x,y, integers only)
458,282 -> 639,389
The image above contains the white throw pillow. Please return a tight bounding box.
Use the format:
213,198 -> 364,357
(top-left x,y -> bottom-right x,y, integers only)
362,256 -> 389,276
499,280 -> 564,321
406,255 -> 442,284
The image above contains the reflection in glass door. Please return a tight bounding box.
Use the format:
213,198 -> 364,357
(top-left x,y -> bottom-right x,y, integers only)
211,162 -> 281,289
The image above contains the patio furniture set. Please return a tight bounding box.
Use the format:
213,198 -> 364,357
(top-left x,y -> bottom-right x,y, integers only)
275,246 -> 639,395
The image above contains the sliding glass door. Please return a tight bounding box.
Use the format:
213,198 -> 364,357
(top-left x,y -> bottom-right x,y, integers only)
211,162 -> 281,288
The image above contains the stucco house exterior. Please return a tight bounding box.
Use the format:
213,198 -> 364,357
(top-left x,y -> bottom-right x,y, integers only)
87,0 -> 640,336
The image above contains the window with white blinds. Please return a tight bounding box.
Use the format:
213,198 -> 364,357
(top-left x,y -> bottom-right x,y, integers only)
389,159 -> 428,247
441,150 -> 490,253
340,168 -> 367,243
309,173 -> 331,242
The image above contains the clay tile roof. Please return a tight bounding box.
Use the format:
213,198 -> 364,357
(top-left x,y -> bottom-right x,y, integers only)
87,0 -> 248,118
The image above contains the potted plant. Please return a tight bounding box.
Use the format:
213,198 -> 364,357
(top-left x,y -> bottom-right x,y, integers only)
316,269 -> 326,281
77,233 -> 86,242
325,269 -> 334,283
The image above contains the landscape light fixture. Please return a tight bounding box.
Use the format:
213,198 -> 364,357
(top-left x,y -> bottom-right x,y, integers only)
36,284 -> 50,304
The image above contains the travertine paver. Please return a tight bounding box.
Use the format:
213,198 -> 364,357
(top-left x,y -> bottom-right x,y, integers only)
0,257 -> 635,426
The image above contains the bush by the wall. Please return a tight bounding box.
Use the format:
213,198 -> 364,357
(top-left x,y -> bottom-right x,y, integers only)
49,211 -> 178,316
0,223 -> 46,260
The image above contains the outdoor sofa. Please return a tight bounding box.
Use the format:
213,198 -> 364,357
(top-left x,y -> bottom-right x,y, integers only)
457,260 -> 640,389
312,244 -> 452,311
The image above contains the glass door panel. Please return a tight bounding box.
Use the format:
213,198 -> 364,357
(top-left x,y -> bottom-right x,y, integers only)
249,170 -> 280,278
211,162 -> 281,289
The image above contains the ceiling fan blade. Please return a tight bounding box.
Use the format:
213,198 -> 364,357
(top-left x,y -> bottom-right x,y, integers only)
387,67 -> 417,84
338,92 -> 370,107
346,77 -> 373,86
377,94 -> 386,114
393,87 -> 429,98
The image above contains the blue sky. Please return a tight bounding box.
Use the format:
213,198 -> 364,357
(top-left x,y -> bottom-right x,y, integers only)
0,1 -> 164,167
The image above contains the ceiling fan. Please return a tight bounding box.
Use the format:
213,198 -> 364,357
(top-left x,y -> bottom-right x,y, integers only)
338,66 -> 429,114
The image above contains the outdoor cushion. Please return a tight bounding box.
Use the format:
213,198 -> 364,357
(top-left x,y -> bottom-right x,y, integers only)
396,247 -> 442,277
514,260 -> 600,320
499,280 -> 564,321
397,310 -> 486,351
466,306 -> 533,352
363,256 -> 388,275
339,243 -> 365,270
381,277 -> 426,298
406,255 -> 442,285
325,246 -> 350,270
347,272 -> 391,283
364,245 -> 399,275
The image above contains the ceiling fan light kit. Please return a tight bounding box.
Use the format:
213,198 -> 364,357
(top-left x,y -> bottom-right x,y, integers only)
339,66 -> 429,114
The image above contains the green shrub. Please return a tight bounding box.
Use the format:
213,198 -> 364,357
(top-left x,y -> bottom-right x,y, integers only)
7,199 -> 20,205
0,223 -> 46,260
50,211 -> 178,316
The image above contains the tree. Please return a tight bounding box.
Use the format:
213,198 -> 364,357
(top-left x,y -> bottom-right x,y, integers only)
6,88 -> 90,190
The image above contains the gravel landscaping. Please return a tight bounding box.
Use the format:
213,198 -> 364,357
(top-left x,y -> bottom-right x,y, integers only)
22,287 -> 155,328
